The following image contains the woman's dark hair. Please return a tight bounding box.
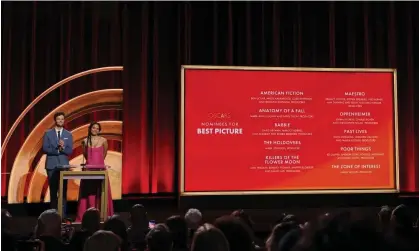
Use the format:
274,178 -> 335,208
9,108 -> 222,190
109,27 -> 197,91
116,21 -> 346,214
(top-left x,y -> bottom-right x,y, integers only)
165,215 -> 189,249
391,204 -> 412,229
191,223 -> 230,251
214,216 -> 253,251
266,222 -> 299,251
277,228 -> 302,251
146,224 -> 172,251
82,207 -> 101,234
104,215 -> 128,250
84,230 -> 122,251
231,209 -> 254,231
87,122 -> 102,146
86,122 -> 102,159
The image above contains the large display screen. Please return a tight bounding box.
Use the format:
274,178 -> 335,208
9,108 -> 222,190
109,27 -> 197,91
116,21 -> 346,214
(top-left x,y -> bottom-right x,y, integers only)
180,66 -> 398,195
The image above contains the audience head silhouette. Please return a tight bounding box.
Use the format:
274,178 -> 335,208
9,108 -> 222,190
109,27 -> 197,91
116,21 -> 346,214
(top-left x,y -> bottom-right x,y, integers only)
231,209 -> 254,231
214,215 -> 253,251
165,215 -> 189,250
266,222 -> 299,251
82,207 -> 101,234
104,214 -> 128,250
84,230 -> 121,251
36,209 -> 61,238
191,223 -> 229,251
146,223 -> 172,251
391,204 -> 413,230
4,203 -> 419,251
185,208 -> 203,230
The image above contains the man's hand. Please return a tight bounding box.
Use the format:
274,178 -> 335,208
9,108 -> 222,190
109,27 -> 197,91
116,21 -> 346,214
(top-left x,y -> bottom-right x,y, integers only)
58,139 -> 65,151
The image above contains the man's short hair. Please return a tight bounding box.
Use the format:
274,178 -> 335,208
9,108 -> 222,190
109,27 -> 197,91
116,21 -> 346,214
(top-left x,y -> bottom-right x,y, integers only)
378,205 -> 392,222
36,209 -> 61,236
82,207 -> 101,233
191,223 -> 229,251
84,230 -> 122,251
38,209 -> 61,224
54,112 -> 65,121
214,215 -> 253,251
391,204 -> 412,228
146,223 -> 172,251
231,209 -> 254,230
130,204 -> 146,217
185,208 -> 202,225
282,214 -> 298,224
132,204 -> 145,210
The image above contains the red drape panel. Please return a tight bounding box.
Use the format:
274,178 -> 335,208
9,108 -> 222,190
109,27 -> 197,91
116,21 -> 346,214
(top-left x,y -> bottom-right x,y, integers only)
122,2 -> 178,194
2,2 -> 419,196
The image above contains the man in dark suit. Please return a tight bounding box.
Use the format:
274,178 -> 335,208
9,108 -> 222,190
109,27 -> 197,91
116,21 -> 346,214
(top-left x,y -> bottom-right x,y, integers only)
42,112 -> 73,216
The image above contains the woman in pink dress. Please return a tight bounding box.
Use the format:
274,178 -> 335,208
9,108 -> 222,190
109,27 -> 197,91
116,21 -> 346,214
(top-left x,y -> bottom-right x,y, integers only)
76,122 -> 114,222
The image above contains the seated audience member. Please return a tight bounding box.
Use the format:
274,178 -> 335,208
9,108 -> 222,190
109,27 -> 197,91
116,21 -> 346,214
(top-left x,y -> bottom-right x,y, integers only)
84,230 -> 122,251
231,210 -> 254,232
347,219 -> 389,251
231,209 -> 264,247
378,206 -> 392,233
277,228 -> 302,251
191,223 -> 229,251
35,209 -> 67,251
214,215 -> 254,251
327,210 -> 352,235
390,204 -> 414,231
387,204 -> 419,251
185,208 -> 203,240
104,215 -> 128,251
16,239 -> 45,251
282,214 -> 299,224
127,204 -> 149,250
316,212 -> 354,249
293,212 -> 387,251
69,207 -> 101,251
266,222 -> 299,251
146,223 -> 173,251
165,215 -> 189,251
2,209 -> 17,251
271,213 -> 287,229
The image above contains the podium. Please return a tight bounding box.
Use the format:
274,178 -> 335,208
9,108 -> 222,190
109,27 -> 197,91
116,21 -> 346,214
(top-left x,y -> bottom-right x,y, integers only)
57,165 -> 110,221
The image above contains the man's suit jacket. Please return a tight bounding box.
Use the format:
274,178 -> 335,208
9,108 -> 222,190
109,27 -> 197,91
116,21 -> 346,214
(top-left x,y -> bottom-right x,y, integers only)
42,129 -> 73,170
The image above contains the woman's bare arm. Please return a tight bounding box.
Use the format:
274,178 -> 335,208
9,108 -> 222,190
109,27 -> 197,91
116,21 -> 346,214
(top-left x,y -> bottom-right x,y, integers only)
82,138 -> 88,159
103,137 -> 108,159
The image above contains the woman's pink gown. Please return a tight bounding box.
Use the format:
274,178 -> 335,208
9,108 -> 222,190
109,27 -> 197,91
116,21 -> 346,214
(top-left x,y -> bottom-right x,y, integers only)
76,146 -> 114,221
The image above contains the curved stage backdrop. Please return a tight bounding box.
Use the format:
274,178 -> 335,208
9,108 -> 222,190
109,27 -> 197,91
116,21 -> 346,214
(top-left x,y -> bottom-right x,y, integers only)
3,67 -> 124,204
2,2 -> 419,203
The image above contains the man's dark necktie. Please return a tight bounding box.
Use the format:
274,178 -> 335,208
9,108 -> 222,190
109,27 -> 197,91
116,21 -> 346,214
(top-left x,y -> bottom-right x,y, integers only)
57,131 -> 61,153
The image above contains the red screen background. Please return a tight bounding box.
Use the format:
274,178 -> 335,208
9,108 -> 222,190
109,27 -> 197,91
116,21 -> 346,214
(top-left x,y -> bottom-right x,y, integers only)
182,68 -> 397,193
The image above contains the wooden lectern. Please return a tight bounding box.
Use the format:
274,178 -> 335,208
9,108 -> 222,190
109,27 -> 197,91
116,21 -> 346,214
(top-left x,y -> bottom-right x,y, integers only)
58,165 -> 109,221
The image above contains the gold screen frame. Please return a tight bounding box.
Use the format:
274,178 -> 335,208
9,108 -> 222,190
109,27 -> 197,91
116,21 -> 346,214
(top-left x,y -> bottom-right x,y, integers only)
179,65 -> 399,196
